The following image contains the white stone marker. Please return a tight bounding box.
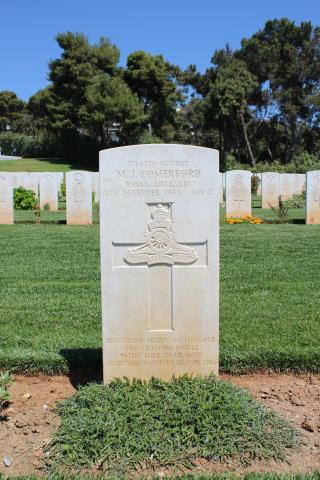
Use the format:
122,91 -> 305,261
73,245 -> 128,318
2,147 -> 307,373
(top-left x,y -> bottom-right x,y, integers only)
100,144 -> 219,382
306,171 -> 320,224
225,170 -> 251,217
66,171 -> 92,225
261,172 -> 280,208
292,174 -> 305,196
219,172 -> 223,203
39,173 -> 59,211
280,174 -> 294,200
92,172 -> 100,203
0,173 -> 13,224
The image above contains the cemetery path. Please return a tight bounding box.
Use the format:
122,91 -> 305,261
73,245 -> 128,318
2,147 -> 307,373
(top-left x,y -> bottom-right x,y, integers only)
0,373 -> 319,477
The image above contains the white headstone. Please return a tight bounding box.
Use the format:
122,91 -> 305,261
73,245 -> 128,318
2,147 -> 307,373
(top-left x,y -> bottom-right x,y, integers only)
280,174 -> 294,200
0,173 -> 13,224
66,171 -> 92,225
261,172 -> 280,208
100,144 -> 219,382
292,174 -> 305,196
225,170 -> 251,218
39,173 -> 59,211
306,171 -> 320,224
92,172 -> 100,203
219,172 -> 223,203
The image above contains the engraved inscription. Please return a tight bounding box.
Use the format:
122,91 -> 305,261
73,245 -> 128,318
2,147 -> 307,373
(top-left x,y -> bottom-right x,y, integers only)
104,336 -> 216,367
124,204 -> 198,266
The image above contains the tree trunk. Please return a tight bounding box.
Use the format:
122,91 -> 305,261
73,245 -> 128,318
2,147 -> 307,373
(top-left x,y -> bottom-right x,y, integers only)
239,110 -> 256,167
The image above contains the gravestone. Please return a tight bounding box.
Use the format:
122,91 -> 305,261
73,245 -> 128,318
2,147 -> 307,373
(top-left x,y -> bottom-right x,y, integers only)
261,172 -> 280,208
225,170 -> 251,217
219,172 -> 223,203
0,173 -> 13,224
292,174 -> 305,196
92,172 -> 100,203
100,144 -> 219,382
306,171 -> 320,224
280,174 -> 293,200
39,173 -> 58,211
66,171 -> 92,225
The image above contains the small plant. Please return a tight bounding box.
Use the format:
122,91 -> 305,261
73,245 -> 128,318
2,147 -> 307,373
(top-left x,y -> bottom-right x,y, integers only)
59,180 -> 66,199
286,192 -> 305,209
0,371 -> 13,410
43,203 -> 50,211
251,174 -> 260,195
226,214 -> 264,224
14,187 -> 37,210
34,203 -> 41,224
271,196 -> 289,223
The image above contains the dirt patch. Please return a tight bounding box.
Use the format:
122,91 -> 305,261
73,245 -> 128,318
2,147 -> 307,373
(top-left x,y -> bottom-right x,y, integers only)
0,372 -> 319,477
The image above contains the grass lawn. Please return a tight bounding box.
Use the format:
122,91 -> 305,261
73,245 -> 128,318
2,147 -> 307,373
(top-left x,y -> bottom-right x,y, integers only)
0,207 -> 319,374
0,157 -> 95,172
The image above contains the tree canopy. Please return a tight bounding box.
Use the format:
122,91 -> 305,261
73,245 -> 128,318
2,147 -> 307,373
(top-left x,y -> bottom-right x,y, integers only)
1,19 -> 320,170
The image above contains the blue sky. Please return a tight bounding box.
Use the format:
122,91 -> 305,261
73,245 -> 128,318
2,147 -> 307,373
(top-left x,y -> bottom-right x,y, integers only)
1,0 -> 319,100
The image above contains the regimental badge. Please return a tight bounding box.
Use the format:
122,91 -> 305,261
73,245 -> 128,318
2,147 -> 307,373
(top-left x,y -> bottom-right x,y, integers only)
124,204 -> 198,266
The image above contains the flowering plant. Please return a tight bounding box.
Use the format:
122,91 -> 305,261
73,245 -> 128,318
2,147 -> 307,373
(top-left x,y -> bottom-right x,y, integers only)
226,214 -> 264,224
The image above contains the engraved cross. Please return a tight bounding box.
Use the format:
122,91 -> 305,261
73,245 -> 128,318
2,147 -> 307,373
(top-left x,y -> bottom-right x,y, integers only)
112,204 -> 207,332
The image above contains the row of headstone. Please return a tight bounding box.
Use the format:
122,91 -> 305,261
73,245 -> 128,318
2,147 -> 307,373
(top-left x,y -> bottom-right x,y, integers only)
0,171 -> 100,224
1,169 -> 319,225
220,171 -> 306,202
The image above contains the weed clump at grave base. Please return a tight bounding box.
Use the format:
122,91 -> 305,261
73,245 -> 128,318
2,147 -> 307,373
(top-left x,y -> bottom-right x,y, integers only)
46,375 -> 299,475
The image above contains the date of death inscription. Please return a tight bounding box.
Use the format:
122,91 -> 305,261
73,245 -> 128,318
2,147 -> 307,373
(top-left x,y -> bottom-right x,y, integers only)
104,336 -> 216,367
103,160 -> 215,198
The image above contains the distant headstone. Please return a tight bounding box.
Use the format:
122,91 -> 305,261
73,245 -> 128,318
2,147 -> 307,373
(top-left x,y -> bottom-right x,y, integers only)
0,173 -> 13,224
92,172 -> 100,203
225,170 -> 251,217
100,144 -> 219,382
66,171 -> 92,225
292,174 -> 305,196
280,174 -> 294,200
219,172 -> 223,203
306,171 -> 320,224
39,173 -> 59,211
261,172 -> 280,208
25,173 -> 39,197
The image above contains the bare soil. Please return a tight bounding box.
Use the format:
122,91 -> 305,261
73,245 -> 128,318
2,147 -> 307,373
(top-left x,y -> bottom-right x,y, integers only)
0,372 -> 319,477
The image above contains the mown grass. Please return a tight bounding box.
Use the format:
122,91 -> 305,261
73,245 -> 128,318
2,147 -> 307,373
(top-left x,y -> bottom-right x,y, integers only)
0,158 -> 77,172
0,218 -> 319,373
46,376 -> 298,475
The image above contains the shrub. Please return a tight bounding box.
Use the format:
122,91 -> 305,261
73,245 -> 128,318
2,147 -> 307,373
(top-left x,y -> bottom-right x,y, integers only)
14,187 -> 37,210
0,132 -> 38,157
271,196 -> 289,223
251,174 -> 260,194
0,371 -> 13,410
226,214 -> 264,224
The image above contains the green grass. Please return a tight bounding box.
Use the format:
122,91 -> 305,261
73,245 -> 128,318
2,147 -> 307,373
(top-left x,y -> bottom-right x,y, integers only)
0,218 -> 320,374
46,376 -> 298,475
0,157 -> 92,172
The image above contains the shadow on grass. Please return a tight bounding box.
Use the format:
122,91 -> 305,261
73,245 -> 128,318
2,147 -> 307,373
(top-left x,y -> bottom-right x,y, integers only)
60,348 -> 103,388
35,157 -> 97,171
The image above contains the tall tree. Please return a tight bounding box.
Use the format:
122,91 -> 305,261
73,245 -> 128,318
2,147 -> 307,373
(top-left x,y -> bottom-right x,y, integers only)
124,51 -> 184,141
239,18 -> 320,163
0,91 -> 25,132
207,58 -> 258,166
79,75 -> 146,147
